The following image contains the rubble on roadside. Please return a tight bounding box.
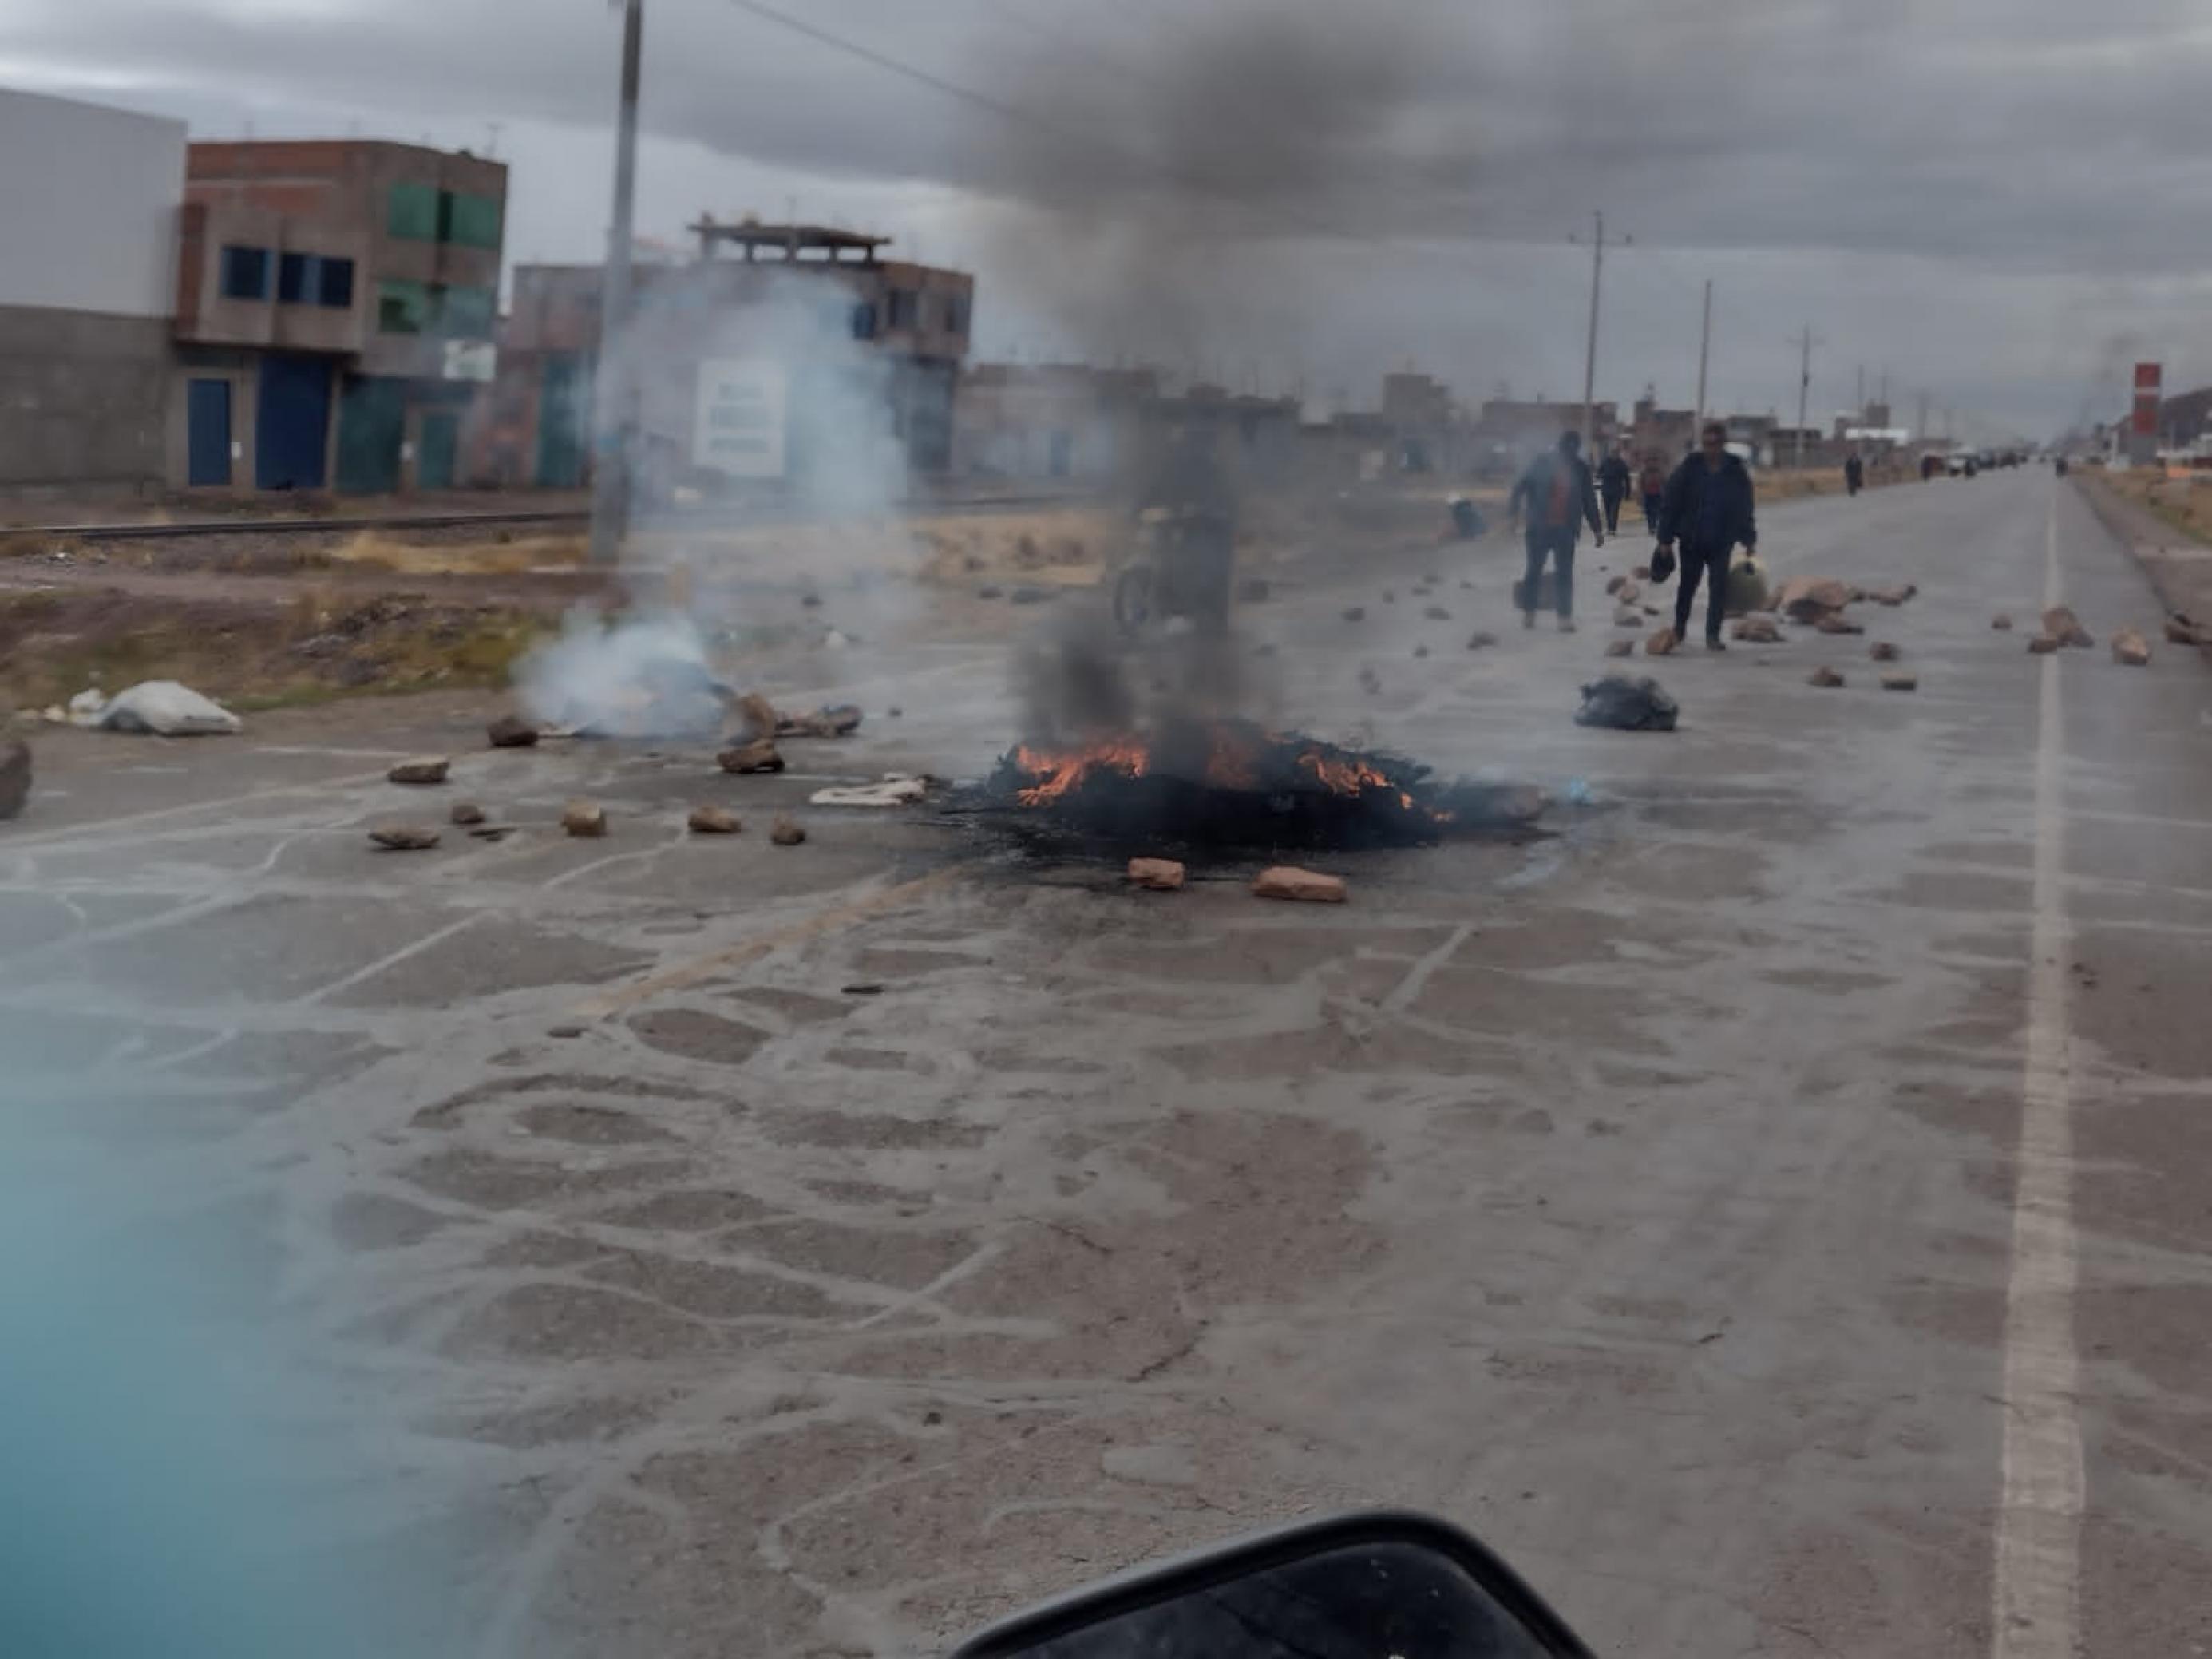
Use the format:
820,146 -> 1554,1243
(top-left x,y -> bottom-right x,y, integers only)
1575,675 -> 1679,731
1466,631 -> 1498,651
1731,614 -> 1783,643
562,801 -> 607,837
370,824 -> 440,851
718,739 -> 785,775
1252,865 -> 1347,903
1807,666 -> 1846,688
688,805 -> 742,834
1992,615 -> 2014,632
1423,605 -> 1452,621
1646,626 -> 1680,656
1870,641 -> 1900,662
1342,607 -> 1366,623
2027,635 -> 2061,655
2041,606 -> 2094,648
1604,639 -> 1634,659
2111,628 -> 2151,666
449,802 -> 486,826
1867,584 -> 1917,606
1880,671 -> 1919,691
770,815 -> 807,845
776,704 -> 864,739
1814,614 -> 1864,635
1775,576 -> 1856,622
2163,612 -> 2209,647
388,757 -> 450,786
486,713 -> 540,748
1128,857 -> 1186,892
1614,606 -> 1643,628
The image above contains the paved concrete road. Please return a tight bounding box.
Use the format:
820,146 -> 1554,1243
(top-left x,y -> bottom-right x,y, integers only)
3,471 -> 2207,1657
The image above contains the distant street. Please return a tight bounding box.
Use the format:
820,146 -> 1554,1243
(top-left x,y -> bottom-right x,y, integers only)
4,470 -> 2209,1657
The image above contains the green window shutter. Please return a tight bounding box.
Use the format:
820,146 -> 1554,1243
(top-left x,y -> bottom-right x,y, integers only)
377,279 -> 431,334
434,285 -> 497,339
387,182 -> 439,240
447,193 -> 504,251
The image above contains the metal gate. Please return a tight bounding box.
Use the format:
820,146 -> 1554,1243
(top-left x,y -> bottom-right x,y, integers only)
417,410 -> 458,490
254,354 -> 332,490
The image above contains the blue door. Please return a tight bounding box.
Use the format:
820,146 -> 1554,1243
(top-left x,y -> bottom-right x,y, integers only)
186,378 -> 232,487
255,354 -> 333,490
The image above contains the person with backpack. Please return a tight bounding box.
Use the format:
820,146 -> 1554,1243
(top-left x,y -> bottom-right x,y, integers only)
1655,420 -> 1759,651
1507,430 -> 1605,632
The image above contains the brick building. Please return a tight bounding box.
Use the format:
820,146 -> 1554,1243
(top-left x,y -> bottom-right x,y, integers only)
952,364 -> 1159,481
174,139 -> 507,493
473,221 -> 973,495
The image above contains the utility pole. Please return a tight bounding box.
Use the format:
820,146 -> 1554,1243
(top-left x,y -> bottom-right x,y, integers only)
1694,279 -> 1712,434
1917,390 -> 1930,444
588,0 -> 645,569
1789,325 -> 1823,469
1577,211 -> 1605,448
1855,363 -> 1865,416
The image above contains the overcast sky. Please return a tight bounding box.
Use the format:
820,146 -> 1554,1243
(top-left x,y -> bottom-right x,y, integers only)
11,0 -> 2212,438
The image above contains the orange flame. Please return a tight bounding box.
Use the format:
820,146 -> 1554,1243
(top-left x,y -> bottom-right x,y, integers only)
1012,738 -> 1150,806
1009,724 -> 1446,823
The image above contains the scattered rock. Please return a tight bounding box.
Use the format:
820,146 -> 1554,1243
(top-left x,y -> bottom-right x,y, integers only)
1646,626 -> 1679,656
2111,628 -> 2151,667
1814,613 -> 1864,635
776,704 -> 863,738
486,713 -> 540,748
1604,639 -> 1635,659
1465,631 -> 1498,651
561,801 -> 607,838
0,740 -> 27,822
1632,564 -> 1652,581
770,815 -> 807,846
1614,579 -> 1642,605
2040,605 -> 2094,648
370,824 -> 440,851
1806,666 -> 1846,688
978,584 -> 1005,600
718,739 -> 786,775
1423,604 -> 1452,621
1237,577 -> 1272,603
387,756 -> 451,786
888,705 -> 904,719
2027,635 -> 2062,655
1867,583 -> 1917,606
1869,641 -> 1900,662
1252,865 -> 1347,904
1880,671 -> 1919,691
1381,588 -> 1396,604
688,805 -> 742,834
468,827 -> 512,842
1412,643 -> 1430,659
1775,576 -> 1855,621
841,983 -> 885,996
1127,857 -> 1186,892
1575,674 -> 1679,731
1613,606 -> 1643,628
734,691 -> 779,741
449,802 -> 487,826
1731,614 -> 1783,643
1341,607 -> 1367,623
1604,575 -> 1628,596
547,1025 -> 586,1039
2163,612 -> 2210,647
1991,614 -> 2014,632
799,592 -> 824,608
1009,585 -> 1052,605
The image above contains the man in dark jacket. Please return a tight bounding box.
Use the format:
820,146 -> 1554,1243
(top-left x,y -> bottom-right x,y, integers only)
1656,420 -> 1758,650
1508,430 -> 1605,632
1597,445 -> 1632,533
1844,452 -> 1865,496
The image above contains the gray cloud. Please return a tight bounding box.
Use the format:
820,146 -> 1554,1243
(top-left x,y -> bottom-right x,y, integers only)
11,0 -> 2212,433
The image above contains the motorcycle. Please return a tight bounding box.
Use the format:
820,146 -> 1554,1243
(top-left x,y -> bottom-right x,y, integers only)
951,1509 -> 1596,1657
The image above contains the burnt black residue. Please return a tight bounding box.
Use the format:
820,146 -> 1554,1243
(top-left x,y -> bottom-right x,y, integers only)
947,720 -> 1549,859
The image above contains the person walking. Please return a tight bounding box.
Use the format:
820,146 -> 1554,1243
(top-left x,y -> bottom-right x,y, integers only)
1844,451 -> 1865,497
1598,445 -> 1632,533
1655,420 -> 1758,651
1638,453 -> 1668,529
1508,430 -> 1605,632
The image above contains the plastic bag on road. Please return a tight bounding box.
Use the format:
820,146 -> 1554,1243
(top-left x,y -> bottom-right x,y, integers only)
1574,674 -> 1679,732
96,681 -> 243,736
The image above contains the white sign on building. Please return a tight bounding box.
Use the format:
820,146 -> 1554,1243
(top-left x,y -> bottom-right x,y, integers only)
694,359 -> 788,477
442,340 -> 497,383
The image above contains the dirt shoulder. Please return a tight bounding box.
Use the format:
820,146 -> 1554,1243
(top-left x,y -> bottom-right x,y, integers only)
2072,469 -> 2212,629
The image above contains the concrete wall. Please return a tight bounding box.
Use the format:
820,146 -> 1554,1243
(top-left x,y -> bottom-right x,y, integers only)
0,304 -> 172,489
0,89 -> 184,318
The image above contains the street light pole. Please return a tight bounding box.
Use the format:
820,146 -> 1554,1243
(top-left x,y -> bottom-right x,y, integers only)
1693,279 -> 1712,435
1579,211 -> 1605,449
588,0 -> 645,568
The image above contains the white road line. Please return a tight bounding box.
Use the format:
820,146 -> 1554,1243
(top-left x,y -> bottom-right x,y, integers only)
1991,490 -> 2085,1659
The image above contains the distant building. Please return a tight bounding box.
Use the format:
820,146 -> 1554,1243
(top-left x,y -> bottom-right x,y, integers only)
1470,398 -> 1619,473
953,364 -> 1158,481
1630,394 -> 1698,463
477,221 -> 974,494
0,88 -> 185,497
176,138 -> 508,493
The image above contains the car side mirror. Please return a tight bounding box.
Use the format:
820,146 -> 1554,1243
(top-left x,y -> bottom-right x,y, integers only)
948,1509 -> 1596,1658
